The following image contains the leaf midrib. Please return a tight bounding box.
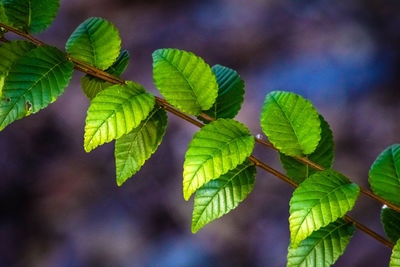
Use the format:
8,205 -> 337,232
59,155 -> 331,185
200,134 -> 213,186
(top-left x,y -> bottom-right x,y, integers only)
1,55 -> 66,126
270,94 -> 303,154
86,91 -> 148,149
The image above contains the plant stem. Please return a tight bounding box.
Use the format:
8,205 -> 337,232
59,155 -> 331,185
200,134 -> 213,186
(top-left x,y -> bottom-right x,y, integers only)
0,22 -> 394,249
253,139 -> 400,214
249,155 -> 394,249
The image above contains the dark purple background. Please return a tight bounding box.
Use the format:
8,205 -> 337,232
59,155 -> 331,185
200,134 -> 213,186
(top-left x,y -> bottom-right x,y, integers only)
1,0 -> 400,266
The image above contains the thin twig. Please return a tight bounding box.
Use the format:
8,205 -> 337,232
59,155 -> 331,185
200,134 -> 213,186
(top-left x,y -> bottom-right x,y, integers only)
252,138 -> 400,214
249,155 -> 394,249
0,22 -> 394,249
0,36 -> 9,43
345,215 -> 394,249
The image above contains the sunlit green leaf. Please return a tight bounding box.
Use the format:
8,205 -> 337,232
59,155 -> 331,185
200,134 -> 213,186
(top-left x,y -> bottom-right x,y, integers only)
2,0 -> 60,33
289,169 -> 359,248
192,160 -> 256,233
81,50 -> 130,100
369,144 -> 400,206
0,40 -> 36,97
115,106 -> 167,186
84,81 -> 155,152
260,91 -> 321,157
66,17 -> 121,70
280,115 -> 334,184
200,64 -> 244,121
183,118 -> 254,200
153,48 -> 218,115
0,45 -> 73,130
287,219 -> 354,267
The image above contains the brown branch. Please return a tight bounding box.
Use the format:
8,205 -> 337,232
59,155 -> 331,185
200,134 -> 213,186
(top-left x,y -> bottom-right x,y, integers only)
0,22 -> 394,249
345,215 -> 394,249
252,138 -> 400,214
0,23 -> 45,46
0,36 -> 9,43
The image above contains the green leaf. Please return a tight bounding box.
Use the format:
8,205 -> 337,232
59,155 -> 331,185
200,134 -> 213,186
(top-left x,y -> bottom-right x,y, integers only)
289,169 -> 360,248
280,115 -> 334,184
0,45 -> 73,130
115,106 -> 167,186
200,64 -> 245,121
81,75 -> 112,101
369,144 -> 400,206
381,206 -> 400,243
84,81 -> 155,152
192,160 -> 256,233
152,48 -> 218,115
0,40 -> 37,97
391,240 -> 400,267
0,3 -> 8,24
66,17 -> 121,70
389,240 -> 400,267
287,219 -> 354,267
183,118 -> 255,201
106,50 -> 130,77
260,91 -> 321,157
2,0 -> 60,33
81,50 -> 130,100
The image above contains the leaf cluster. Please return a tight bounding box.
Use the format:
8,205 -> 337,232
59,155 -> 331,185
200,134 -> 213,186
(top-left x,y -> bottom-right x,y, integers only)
1,2 -> 400,266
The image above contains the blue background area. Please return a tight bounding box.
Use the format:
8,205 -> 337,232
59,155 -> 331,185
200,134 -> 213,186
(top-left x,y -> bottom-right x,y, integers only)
1,0 -> 400,266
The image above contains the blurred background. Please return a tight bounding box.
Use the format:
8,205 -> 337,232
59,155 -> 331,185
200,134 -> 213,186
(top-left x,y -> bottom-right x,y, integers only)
1,0 -> 400,266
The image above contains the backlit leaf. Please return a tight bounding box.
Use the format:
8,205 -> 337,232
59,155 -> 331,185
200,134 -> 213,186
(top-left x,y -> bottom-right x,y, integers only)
84,81 -> 155,152
391,240 -> 400,267
289,169 -> 359,248
260,91 -> 321,157
201,64 -> 245,121
280,115 -> 334,184
66,17 -> 121,70
192,160 -> 256,233
2,0 -> 60,33
0,40 -> 36,97
153,48 -> 218,115
115,106 -> 167,186
183,118 -> 254,200
81,50 -> 130,100
287,219 -> 354,267
369,144 -> 400,206
0,45 -> 73,130
381,206 -> 400,243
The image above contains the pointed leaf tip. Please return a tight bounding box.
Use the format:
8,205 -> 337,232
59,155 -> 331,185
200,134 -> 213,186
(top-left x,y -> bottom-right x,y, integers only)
369,144 -> 400,206
115,106 -> 168,186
